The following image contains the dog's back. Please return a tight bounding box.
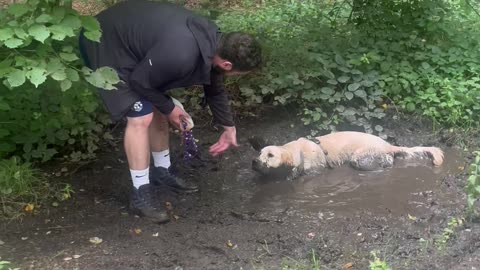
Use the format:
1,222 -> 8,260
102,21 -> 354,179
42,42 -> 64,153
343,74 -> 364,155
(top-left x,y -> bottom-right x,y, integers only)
316,131 -> 443,167
284,138 -> 327,170
316,132 -> 390,162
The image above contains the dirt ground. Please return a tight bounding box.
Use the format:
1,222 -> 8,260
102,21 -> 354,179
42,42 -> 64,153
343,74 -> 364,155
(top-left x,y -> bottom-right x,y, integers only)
1,106 -> 479,270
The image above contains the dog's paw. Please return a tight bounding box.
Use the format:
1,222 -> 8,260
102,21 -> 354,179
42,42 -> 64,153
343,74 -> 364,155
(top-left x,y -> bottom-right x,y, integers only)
286,167 -> 301,181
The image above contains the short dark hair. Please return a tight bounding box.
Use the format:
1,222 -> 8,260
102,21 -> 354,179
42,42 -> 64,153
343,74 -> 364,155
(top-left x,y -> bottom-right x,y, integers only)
217,32 -> 262,72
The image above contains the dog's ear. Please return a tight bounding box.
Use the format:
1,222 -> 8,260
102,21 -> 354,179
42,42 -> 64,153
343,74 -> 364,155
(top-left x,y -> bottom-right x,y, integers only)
248,136 -> 270,152
280,150 -> 294,167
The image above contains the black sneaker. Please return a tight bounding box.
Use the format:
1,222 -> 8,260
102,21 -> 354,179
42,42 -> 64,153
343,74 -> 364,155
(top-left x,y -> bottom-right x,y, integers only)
150,167 -> 199,193
129,184 -> 170,224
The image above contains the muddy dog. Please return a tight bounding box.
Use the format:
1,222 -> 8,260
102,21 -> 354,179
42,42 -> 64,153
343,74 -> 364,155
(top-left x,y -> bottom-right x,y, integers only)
250,131 -> 444,181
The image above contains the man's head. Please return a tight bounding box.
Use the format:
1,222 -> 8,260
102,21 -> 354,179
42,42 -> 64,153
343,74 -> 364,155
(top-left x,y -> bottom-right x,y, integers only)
213,32 -> 262,76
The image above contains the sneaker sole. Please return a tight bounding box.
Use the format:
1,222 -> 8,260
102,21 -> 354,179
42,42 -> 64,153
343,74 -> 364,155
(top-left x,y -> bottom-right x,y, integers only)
129,207 -> 171,224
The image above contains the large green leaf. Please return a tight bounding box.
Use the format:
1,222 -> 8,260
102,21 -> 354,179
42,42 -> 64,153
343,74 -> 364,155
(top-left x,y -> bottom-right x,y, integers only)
28,24 -> 50,43
59,52 -> 79,62
51,69 -> 67,81
347,82 -> 361,92
0,28 -> 14,42
354,89 -> 367,98
49,24 -> 74,40
26,67 -> 47,88
337,75 -> 350,83
4,38 -> 23,48
61,15 -> 82,30
85,67 -> 120,90
406,103 -> 416,112
46,58 -> 64,74
80,16 -> 101,31
7,4 -> 30,17
60,79 -> 72,91
345,92 -> 354,100
84,30 -> 101,42
14,28 -> 28,40
66,68 -> 80,82
36,14 -> 53,23
7,69 -> 26,87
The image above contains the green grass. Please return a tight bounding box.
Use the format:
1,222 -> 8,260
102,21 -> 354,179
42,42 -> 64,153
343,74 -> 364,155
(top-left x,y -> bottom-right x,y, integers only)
369,251 -> 391,270
0,157 -> 67,218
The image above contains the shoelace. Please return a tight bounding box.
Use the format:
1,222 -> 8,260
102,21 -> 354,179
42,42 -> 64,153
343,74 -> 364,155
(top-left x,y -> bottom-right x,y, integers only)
182,121 -> 199,164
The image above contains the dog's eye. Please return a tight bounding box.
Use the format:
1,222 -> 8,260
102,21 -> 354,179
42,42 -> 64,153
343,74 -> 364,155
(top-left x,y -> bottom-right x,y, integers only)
268,153 -> 274,158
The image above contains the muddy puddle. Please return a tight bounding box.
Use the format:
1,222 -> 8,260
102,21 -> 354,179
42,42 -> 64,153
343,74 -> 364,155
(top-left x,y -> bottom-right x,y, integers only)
217,148 -> 466,219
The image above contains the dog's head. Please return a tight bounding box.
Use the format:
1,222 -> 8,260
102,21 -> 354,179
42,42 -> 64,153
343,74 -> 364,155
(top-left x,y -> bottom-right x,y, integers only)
252,146 -> 294,175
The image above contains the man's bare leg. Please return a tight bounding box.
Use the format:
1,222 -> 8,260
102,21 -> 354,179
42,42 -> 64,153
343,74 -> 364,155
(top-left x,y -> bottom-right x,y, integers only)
124,111 -> 169,223
125,113 -> 152,171
150,108 -> 170,168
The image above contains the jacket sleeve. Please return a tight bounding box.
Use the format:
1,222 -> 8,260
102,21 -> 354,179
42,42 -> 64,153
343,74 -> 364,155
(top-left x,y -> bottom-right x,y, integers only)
128,41 -> 198,115
203,69 -> 235,127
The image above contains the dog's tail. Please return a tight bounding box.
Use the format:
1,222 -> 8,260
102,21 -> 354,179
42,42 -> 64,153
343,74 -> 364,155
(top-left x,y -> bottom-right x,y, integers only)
389,145 -> 444,166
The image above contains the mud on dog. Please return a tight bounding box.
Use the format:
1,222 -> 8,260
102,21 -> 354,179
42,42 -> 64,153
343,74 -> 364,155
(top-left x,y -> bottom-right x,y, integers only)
251,131 -> 444,181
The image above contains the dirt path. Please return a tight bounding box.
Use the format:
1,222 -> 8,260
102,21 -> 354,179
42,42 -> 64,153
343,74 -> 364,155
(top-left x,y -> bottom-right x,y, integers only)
0,107 -> 478,270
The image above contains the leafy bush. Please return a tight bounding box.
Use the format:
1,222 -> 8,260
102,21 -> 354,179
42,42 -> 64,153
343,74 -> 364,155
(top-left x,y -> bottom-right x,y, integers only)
466,151 -> 480,214
214,0 -> 480,133
0,80 -> 112,162
0,0 -> 120,162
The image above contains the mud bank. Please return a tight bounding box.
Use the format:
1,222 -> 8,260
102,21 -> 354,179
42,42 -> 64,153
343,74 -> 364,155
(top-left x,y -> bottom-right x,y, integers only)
0,107 -> 478,270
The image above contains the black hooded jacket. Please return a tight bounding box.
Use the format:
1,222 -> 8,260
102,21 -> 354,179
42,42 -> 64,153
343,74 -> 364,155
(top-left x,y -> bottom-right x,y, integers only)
79,0 -> 234,126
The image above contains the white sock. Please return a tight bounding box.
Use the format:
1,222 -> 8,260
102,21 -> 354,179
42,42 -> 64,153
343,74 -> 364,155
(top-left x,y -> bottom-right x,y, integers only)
130,168 -> 149,189
152,149 -> 171,169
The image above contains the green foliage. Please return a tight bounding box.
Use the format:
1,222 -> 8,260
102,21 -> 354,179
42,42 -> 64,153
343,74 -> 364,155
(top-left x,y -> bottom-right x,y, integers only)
369,251 -> 391,270
0,260 -> 19,270
0,157 -> 49,217
435,217 -> 464,250
0,156 -> 73,218
214,0 -> 480,132
466,151 -> 480,213
0,81 -> 111,162
0,0 -> 121,162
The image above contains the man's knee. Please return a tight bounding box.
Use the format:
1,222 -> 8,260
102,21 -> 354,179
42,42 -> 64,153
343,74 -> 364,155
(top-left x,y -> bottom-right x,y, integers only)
126,100 -> 154,129
127,113 -> 153,129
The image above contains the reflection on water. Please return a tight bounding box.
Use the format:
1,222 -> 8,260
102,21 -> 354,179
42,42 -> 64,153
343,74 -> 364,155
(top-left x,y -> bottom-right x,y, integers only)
233,148 -> 465,217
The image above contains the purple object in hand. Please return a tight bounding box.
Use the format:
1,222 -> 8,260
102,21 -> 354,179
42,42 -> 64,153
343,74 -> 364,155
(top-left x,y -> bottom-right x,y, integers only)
182,121 -> 199,163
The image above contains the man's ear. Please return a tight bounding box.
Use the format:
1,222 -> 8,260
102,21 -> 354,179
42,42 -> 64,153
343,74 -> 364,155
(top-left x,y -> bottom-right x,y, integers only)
219,60 -> 232,71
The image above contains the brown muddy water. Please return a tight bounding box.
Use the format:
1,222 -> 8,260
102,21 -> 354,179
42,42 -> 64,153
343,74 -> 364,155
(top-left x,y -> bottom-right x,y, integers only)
2,109 -> 479,270
226,148 -> 465,219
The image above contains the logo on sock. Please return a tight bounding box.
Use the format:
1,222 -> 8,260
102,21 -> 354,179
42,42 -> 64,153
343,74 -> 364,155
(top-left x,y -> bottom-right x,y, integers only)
135,173 -> 147,178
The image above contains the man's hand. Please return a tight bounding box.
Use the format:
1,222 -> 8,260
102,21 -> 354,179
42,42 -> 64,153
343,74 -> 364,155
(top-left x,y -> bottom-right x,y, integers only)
209,126 -> 238,157
167,105 -> 192,131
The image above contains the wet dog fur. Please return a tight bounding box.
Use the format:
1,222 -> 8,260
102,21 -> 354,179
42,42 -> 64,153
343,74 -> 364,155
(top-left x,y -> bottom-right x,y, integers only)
250,132 -> 444,181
